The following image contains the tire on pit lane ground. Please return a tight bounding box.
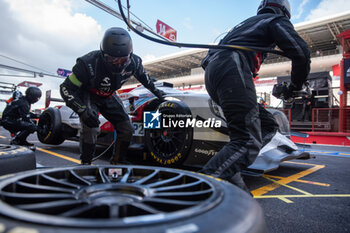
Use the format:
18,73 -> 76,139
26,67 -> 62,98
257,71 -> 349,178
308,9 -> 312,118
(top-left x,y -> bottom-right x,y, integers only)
37,107 -> 65,145
0,144 -> 36,176
144,101 -> 193,166
0,165 -> 267,233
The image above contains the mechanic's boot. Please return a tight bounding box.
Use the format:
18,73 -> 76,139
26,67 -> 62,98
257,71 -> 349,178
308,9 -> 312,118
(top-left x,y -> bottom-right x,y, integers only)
10,138 -> 34,147
80,143 -> 95,165
110,141 -> 131,165
18,140 -> 34,147
10,138 -> 21,145
228,172 -> 252,196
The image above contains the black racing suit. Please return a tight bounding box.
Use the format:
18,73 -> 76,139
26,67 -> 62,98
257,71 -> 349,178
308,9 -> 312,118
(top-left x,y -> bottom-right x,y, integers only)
2,96 -> 38,143
60,51 -> 162,163
201,13 -> 311,192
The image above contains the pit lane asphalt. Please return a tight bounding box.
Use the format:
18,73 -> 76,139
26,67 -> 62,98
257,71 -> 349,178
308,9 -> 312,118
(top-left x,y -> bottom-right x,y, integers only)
0,127 -> 349,233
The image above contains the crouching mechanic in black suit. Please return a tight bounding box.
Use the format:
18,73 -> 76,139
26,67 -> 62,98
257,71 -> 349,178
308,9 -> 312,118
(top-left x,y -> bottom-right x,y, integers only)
60,27 -> 165,165
2,87 -> 42,146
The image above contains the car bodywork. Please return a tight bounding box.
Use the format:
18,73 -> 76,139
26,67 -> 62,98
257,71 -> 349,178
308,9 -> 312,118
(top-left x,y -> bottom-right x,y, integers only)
38,83 -> 310,173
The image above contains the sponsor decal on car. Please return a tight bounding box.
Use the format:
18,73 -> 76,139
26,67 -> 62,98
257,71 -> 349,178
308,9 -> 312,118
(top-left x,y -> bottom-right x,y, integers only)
194,148 -> 218,156
150,152 -> 182,165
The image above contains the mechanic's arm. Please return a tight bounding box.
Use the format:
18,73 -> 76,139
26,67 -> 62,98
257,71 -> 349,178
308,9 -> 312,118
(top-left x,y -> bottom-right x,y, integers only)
271,17 -> 311,90
133,56 -> 165,100
59,73 -> 87,115
17,101 -> 31,121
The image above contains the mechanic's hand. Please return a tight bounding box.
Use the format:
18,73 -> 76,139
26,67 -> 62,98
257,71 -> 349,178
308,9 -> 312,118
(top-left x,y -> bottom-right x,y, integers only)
272,82 -> 299,102
153,89 -> 166,101
80,108 -> 100,128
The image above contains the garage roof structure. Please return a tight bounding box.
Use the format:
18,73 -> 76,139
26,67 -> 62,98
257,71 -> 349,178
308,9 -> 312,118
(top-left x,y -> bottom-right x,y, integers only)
136,11 -> 350,86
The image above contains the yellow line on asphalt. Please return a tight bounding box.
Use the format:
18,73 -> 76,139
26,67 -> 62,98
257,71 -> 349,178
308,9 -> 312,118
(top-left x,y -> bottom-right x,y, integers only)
252,164 -> 325,196
283,161 -> 321,166
255,194 -> 350,199
264,174 -> 330,187
263,176 -> 312,195
0,136 -> 7,139
278,197 -> 294,203
37,147 -> 81,164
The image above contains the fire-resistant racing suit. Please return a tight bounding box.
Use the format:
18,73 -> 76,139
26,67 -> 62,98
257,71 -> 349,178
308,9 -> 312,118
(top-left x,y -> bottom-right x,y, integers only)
60,51 -> 164,164
200,13 -> 311,192
1,96 -> 38,145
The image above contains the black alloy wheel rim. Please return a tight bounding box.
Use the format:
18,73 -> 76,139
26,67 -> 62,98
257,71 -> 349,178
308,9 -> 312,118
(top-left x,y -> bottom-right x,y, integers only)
149,127 -> 189,159
38,112 -> 52,136
0,166 -> 223,228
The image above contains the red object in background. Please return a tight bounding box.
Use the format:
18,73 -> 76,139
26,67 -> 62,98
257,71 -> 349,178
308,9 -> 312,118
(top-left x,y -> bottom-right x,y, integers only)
17,81 -> 42,87
156,19 -> 177,42
332,64 -> 341,76
291,132 -> 350,146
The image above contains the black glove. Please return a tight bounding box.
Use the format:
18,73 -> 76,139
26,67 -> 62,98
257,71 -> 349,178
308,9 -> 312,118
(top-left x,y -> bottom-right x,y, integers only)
152,89 -> 166,101
272,82 -> 299,102
29,112 -> 41,119
80,108 -> 100,128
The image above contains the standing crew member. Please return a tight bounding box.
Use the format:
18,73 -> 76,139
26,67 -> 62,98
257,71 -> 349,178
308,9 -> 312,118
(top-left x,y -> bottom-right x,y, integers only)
200,0 -> 311,193
60,27 -> 165,165
2,87 -> 42,146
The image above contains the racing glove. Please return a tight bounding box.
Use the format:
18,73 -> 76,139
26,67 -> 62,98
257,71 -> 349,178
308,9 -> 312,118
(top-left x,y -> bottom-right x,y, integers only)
152,89 -> 166,101
80,108 -> 100,128
272,82 -> 299,102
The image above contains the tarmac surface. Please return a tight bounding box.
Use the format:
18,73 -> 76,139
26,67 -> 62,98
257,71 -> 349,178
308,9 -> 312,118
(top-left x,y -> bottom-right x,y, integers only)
0,128 -> 349,233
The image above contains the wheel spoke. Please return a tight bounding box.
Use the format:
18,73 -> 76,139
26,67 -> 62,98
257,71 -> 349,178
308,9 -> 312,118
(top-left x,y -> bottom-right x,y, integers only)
130,202 -> 161,214
59,204 -> 95,217
172,136 -> 184,144
169,140 -> 179,152
98,168 -> 111,183
16,199 -> 83,211
120,168 -> 132,183
154,180 -> 203,192
69,170 -> 92,186
16,181 -> 75,194
109,204 -> 120,218
154,189 -> 213,197
0,191 -> 74,199
146,174 -> 183,188
145,197 -> 199,206
40,174 -> 81,189
133,169 -> 159,185
154,138 -> 162,148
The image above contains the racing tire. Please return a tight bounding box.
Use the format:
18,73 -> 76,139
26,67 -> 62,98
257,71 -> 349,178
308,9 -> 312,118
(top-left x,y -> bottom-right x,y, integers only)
145,101 -> 193,166
0,144 -> 36,176
37,107 -> 65,145
0,165 -> 267,233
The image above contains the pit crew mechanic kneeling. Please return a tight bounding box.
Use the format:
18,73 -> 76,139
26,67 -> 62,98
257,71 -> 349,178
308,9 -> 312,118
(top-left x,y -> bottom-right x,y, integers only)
60,27 -> 165,165
2,87 -> 42,146
200,0 -> 310,193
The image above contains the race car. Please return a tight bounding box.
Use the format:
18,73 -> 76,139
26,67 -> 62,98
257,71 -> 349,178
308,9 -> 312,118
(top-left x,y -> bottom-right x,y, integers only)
37,82 -> 310,173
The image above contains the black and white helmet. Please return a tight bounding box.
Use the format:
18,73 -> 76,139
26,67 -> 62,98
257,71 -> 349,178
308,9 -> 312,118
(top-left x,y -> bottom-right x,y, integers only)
257,0 -> 291,19
100,27 -> 133,73
25,87 -> 42,104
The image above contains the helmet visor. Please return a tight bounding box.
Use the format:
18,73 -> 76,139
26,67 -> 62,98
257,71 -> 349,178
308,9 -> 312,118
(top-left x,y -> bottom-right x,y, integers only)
103,54 -> 129,65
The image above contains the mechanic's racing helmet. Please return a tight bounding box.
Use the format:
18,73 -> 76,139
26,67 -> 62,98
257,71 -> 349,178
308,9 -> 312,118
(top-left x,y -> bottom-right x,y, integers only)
25,87 -> 42,104
100,27 -> 133,73
257,0 -> 291,19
